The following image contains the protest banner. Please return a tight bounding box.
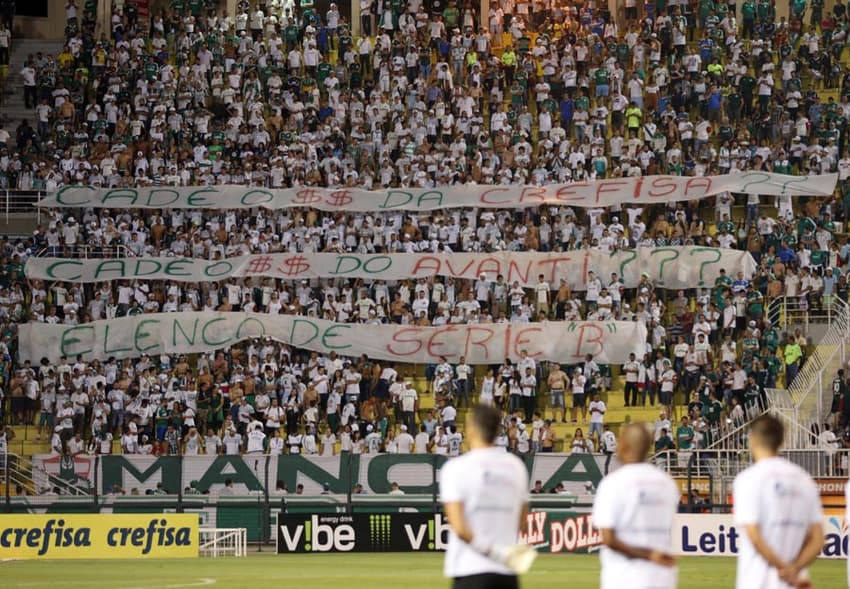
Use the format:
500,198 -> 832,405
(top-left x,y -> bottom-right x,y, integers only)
18,313 -> 646,365
37,172 -> 837,211
26,247 -> 756,290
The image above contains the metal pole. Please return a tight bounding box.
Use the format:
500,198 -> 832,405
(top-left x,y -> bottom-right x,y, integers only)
263,455 -> 271,548
92,455 -> 99,510
345,451 -> 353,514
4,445 -> 9,512
177,456 -> 184,513
431,454 -> 438,513
686,452 -> 695,512
257,487 -> 263,551
254,458 -> 262,552
816,381 -> 822,426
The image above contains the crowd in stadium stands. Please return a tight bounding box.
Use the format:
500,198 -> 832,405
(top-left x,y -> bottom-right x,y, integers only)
2,0 -> 850,464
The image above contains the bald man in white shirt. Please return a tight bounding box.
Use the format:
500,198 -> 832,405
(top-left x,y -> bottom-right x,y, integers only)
592,423 -> 679,589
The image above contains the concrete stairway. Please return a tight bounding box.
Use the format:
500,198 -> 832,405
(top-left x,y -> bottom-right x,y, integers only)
1,38 -> 65,129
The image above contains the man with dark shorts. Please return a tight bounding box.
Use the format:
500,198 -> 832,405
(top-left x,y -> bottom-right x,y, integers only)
441,405 -> 536,589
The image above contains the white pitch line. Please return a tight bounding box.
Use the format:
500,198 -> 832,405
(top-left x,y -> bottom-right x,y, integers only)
121,579 -> 216,589
16,581 -> 216,589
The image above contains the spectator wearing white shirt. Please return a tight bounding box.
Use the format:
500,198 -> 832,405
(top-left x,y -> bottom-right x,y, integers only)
588,393 -> 606,441
454,358 -> 471,407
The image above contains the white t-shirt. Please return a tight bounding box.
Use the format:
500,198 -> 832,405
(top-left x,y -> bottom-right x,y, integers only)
733,457 -> 822,589
623,361 -> 640,383
246,429 -> 266,453
440,447 -> 529,578
396,432 -> 414,454
447,432 -> 463,456
592,463 -> 679,589
223,433 -> 242,455
589,400 -> 606,424
415,432 -> 430,453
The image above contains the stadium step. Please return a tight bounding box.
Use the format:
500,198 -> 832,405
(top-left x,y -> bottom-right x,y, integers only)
2,38 -> 64,128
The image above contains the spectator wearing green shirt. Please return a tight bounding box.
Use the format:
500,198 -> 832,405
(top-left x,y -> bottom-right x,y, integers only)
442,1 -> 459,29
716,213 -> 735,235
676,416 -> 695,450
155,399 -> 170,442
784,335 -> 803,385
714,269 -> 732,303
594,67 -> 610,98
765,350 -> 783,389
738,69 -> 756,118
654,428 -> 676,457
704,389 -> 722,423
741,0 -> 756,36
625,102 -> 642,134
761,320 -> 780,353
744,375 -> 762,415
830,369 -> 848,428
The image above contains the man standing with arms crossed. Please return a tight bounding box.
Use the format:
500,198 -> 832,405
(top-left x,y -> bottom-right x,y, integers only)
441,405 -> 536,589
734,415 -> 823,589
592,423 -> 679,589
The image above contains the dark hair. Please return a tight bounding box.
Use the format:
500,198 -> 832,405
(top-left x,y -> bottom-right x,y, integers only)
470,404 -> 501,444
750,414 -> 784,452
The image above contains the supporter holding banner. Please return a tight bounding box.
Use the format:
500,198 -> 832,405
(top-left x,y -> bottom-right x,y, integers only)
18,312 -> 646,365
26,248 -> 757,290
37,172 -> 838,211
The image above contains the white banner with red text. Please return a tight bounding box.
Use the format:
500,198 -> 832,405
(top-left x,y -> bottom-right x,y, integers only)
25,247 -> 757,290
37,172 -> 837,211
18,313 -> 646,365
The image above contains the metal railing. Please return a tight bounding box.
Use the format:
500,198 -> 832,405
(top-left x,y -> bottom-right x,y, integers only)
702,407 -> 767,451
0,190 -> 43,224
32,244 -> 132,259
1,452 -> 36,495
7,452 -> 92,496
199,528 -> 248,557
654,448 -> 850,481
788,300 -> 849,428
702,404 -> 818,451
766,294 -> 850,337
764,296 -> 850,439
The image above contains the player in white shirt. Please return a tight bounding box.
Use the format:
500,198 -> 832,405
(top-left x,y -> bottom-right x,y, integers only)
734,415 -> 823,589
441,405 -> 536,588
592,424 -> 679,589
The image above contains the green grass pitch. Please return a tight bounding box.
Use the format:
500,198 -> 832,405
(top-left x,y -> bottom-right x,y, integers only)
2,553 -> 846,589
